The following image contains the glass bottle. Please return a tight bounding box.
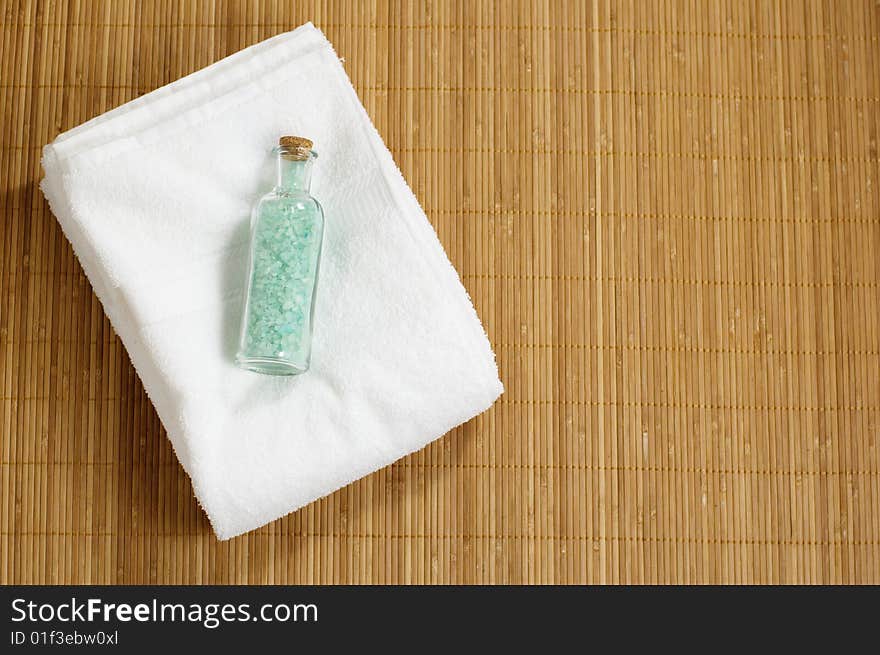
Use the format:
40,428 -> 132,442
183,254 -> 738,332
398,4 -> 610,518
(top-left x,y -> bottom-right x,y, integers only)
236,136 -> 325,375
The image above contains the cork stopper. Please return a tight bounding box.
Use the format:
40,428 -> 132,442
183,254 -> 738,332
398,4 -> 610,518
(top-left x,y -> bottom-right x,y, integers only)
279,135 -> 313,160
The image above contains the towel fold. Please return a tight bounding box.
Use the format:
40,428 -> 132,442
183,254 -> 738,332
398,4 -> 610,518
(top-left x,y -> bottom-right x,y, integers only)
41,23 -> 503,540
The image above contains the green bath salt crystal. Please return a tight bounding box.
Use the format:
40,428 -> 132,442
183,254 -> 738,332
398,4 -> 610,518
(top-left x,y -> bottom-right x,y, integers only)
236,136 -> 325,375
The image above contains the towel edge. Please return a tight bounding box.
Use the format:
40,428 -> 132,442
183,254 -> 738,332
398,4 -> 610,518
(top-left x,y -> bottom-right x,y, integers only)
212,379 -> 504,540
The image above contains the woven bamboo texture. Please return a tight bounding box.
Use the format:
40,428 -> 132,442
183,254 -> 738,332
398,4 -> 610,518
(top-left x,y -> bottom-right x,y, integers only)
2,0 -> 879,584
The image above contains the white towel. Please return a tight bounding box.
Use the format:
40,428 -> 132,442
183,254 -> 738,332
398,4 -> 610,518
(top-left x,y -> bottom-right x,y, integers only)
40,23 -> 503,540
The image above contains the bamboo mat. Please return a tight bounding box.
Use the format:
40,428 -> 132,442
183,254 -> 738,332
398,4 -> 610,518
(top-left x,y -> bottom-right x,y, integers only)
2,0 -> 879,584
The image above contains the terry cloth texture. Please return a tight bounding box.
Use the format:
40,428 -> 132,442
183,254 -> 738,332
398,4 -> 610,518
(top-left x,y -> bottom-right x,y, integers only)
41,23 -> 503,540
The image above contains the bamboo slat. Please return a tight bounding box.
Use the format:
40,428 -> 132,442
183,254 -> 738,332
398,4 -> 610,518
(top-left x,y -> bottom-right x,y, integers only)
1,0 -> 878,584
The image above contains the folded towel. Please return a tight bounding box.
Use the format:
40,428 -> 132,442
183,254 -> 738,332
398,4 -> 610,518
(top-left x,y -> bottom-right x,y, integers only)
41,23 -> 503,540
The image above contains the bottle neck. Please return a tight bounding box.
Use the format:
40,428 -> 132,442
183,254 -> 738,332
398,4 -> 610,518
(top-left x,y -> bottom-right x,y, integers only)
276,153 -> 314,194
